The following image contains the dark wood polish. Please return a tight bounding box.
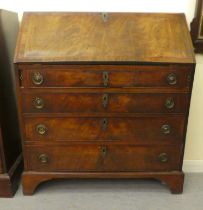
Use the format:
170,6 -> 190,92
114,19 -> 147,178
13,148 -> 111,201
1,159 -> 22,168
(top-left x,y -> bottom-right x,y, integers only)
14,12 -> 195,195
24,144 -> 182,172
19,64 -> 193,89
24,116 -> 185,144
22,92 -> 190,114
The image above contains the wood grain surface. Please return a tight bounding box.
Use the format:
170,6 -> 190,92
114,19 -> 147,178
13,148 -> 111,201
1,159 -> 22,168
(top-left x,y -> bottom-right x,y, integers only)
15,12 -> 196,194
14,12 -> 195,63
19,64 -> 193,89
23,115 -> 185,143
24,144 -> 182,172
22,92 -> 190,113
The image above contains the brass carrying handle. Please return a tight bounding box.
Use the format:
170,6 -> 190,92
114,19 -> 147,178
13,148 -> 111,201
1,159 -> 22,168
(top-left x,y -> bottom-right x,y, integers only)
33,97 -> 44,109
158,153 -> 169,163
103,71 -> 109,87
101,146 -> 108,157
102,94 -> 109,108
36,124 -> 48,135
32,72 -> 44,85
102,118 -> 108,131
161,124 -> 171,135
167,73 -> 177,85
165,97 -> 175,109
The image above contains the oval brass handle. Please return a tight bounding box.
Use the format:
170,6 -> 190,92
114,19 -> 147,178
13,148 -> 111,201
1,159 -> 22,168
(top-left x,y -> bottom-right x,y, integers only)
32,72 -> 43,85
36,124 -> 48,135
158,153 -> 169,163
101,146 -> 108,157
33,97 -> 44,109
103,71 -> 109,87
102,118 -> 108,131
165,97 -> 175,109
161,124 -> 171,135
167,73 -> 177,85
39,154 -> 49,164
102,94 -> 108,108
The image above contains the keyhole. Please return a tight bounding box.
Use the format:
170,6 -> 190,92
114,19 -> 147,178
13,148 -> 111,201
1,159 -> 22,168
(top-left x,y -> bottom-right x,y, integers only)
102,118 -> 108,131
101,146 -> 107,157
102,13 -> 108,22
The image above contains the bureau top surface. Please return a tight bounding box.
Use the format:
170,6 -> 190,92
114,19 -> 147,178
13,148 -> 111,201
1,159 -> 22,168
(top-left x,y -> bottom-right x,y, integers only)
14,12 -> 195,64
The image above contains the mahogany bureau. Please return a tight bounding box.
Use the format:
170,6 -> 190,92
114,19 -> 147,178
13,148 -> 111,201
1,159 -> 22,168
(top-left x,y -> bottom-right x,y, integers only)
14,12 -> 195,195
0,10 -> 22,197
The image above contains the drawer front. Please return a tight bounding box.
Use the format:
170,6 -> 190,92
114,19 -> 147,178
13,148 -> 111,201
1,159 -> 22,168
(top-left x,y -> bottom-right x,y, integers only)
24,116 -> 185,144
22,92 -> 189,114
20,65 -> 193,88
25,144 -> 182,172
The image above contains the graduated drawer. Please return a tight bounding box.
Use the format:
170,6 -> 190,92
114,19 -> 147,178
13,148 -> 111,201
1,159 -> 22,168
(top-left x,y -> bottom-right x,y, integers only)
22,92 -> 190,114
24,116 -> 185,144
25,144 -> 182,172
19,64 -> 193,89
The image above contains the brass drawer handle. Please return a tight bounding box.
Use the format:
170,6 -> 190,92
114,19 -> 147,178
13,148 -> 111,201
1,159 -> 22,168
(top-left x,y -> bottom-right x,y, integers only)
165,97 -> 175,109
102,94 -> 109,108
158,153 -> 169,163
36,124 -> 48,135
102,118 -> 108,131
33,97 -> 44,109
32,72 -> 43,85
101,146 -> 108,157
103,71 -> 109,87
39,154 -> 49,164
167,73 -> 177,85
161,124 -> 171,135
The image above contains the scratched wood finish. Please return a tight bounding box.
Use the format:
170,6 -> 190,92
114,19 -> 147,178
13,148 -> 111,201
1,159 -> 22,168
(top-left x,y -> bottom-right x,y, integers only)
20,64 -> 193,89
22,92 -> 190,114
14,12 -> 196,194
25,145 -> 182,172
24,116 -> 185,143
14,13 -> 195,63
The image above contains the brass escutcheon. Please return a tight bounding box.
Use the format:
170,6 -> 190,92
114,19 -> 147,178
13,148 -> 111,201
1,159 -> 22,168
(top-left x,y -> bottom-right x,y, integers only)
103,71 -> 109,87
101,13 -> 108,22
102,94 -> 109,108
102,118 -> 108,131
101,146 -> 108,157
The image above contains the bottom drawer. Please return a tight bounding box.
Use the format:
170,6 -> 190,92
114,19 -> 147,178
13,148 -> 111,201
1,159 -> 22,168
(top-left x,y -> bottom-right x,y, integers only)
25,144 -> 182,172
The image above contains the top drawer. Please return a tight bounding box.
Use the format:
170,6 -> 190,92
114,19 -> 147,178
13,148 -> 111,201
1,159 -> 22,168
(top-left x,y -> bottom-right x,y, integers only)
19,65 -> 193,89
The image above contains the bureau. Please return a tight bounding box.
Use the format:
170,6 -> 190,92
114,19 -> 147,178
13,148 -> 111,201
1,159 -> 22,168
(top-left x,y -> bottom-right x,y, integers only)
14,12 -> 195,195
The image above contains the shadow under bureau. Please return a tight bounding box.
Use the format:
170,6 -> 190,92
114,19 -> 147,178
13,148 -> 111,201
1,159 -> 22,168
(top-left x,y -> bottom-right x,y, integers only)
14,12 -> 195,195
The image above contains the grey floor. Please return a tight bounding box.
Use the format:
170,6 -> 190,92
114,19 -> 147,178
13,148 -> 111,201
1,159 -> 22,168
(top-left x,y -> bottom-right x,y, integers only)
0,173 -> 202,210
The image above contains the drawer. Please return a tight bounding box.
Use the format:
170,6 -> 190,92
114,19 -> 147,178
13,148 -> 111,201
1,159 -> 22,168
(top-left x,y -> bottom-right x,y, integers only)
25,144 -> 182,172
22,92 -> 190,114
19,65 -> 193,88
24,116 -> 185,144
